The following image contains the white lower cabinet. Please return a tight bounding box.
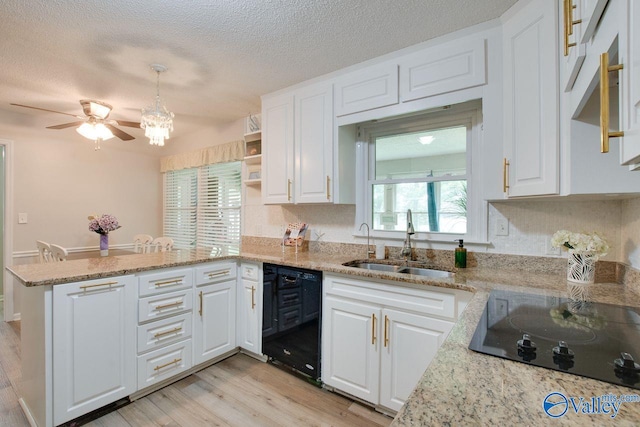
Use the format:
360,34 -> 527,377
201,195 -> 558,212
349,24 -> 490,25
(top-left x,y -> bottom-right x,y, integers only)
322,296 -> 380,403
378,308 -> 453,411
52,275 -> 137,426
193,262 -> 237,365
322,274 -> 465,412
237,262 -> 262,354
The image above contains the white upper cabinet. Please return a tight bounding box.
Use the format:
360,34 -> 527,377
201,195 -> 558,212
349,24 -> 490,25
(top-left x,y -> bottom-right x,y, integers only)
262,82 -> 336,204
334,63 -> 398,116
399,38 -> 486,102
295,82 -> 334,203
619,0 -> 640,165
502,0 -> 560,197
262,93 -> 295,204
561,0 -> 586,91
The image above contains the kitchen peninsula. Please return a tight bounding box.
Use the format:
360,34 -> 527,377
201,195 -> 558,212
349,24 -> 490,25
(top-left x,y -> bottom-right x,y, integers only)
9,245 -> 640,426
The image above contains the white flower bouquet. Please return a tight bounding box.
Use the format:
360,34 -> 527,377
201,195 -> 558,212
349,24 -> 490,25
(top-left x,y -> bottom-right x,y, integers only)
551,230 -> 609,258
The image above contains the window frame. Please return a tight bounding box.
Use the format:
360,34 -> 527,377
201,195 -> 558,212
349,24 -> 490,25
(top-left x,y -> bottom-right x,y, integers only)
355,103 -> 487,245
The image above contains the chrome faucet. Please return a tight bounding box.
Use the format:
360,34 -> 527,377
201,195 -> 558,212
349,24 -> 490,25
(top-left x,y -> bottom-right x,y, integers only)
401,209 -> 415,261
359,222 -> 375,259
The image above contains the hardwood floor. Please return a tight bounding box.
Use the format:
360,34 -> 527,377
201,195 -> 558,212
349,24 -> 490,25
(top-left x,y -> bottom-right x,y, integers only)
0,317 -> 391,427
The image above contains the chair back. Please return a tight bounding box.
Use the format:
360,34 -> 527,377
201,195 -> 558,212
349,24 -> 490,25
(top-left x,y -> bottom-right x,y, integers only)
36,240 -> 52,263
133,234 -> 154,253
151,237 -> 174,252
49,244 -> 68,262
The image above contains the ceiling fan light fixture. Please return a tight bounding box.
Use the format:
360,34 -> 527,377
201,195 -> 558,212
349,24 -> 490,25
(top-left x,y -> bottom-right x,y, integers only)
76,122 -> 114,141
141,64 -> 174,147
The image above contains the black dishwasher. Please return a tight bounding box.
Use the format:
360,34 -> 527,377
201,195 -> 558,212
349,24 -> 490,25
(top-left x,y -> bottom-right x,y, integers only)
262,263 -> 322,382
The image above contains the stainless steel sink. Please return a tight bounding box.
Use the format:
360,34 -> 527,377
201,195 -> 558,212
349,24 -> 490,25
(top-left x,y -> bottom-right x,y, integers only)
343,261 -> 454,278
397,266 -> 454,278
346,262 -> 405,273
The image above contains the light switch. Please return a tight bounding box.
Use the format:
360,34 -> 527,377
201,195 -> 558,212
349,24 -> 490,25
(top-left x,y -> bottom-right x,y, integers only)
18,213 -> 28,224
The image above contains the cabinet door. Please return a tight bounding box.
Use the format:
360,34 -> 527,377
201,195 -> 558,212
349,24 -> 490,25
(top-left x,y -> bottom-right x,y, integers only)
237,263 -> 262,355
193,280 -> 236,365
262,92 -> 295,204
399,38 -> 486,102
620,0 -> 640,165
379,308 -> 454,412
334,62 -> 398,116
294,82 -> 333,203
561,0 -> 586,91
503,0 -> 560,197
322,296 -> 380,404
53,276 -> 136,425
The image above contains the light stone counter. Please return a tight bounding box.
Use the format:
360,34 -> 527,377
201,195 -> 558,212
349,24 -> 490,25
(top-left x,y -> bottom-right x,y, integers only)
8,245 -> 640,425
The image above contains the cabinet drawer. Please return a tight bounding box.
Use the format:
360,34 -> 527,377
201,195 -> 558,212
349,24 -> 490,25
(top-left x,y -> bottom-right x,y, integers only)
324,274 -> 457,320
138,268 -> 192,297
138,289 -> 193,324
194,262 -> 237,286
137,339 -> 192,391
137,312 -> 192,354
241,263 -> 260,281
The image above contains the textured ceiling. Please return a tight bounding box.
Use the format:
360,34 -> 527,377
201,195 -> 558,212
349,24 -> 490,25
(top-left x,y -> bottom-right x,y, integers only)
0,0 -> 517,142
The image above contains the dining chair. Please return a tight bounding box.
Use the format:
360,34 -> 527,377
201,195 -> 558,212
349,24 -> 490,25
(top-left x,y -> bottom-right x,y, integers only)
151,237 -> 174,252
36,240 -> 52,263
49,244 -> 69,262
133,234 -> 154,253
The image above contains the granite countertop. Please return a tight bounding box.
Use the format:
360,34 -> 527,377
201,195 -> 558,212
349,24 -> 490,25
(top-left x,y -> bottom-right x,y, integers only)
8,245 -> 640,424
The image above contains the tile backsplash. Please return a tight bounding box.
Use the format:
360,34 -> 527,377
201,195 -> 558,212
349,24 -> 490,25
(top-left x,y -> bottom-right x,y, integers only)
242,196 -> 640,268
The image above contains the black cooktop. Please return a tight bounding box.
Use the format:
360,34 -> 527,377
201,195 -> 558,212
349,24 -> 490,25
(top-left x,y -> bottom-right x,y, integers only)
469,290 -> 640,390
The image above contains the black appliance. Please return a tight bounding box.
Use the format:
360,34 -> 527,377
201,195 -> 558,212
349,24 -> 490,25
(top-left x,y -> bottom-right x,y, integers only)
262,263 -> 322,381
469,290 -> 640,390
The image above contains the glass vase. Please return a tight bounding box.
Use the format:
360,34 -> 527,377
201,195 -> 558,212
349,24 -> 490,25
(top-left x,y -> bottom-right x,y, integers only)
566,250 -> 596,284
100,233 -> 109,257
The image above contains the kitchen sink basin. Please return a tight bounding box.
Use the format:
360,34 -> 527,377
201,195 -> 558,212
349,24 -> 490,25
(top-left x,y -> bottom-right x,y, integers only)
343,261 -> 454,278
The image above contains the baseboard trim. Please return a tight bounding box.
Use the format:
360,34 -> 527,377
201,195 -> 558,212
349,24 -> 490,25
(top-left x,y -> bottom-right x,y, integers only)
18,398 -> 38,427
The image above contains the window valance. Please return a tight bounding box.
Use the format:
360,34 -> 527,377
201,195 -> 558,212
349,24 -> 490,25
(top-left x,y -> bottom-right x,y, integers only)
160,140 -> 245,172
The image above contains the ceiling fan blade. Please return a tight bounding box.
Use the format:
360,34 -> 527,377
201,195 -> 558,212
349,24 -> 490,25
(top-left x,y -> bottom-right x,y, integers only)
10,103 -> 84,119
105,124 -> 135,141
115,120 -> 141,128
46,121 -> 85,130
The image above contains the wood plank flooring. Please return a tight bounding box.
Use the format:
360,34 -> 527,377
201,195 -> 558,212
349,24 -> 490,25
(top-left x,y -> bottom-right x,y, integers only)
0,315 -> 391,427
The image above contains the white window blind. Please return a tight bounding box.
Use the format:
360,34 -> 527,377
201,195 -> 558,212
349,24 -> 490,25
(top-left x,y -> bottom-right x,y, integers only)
164,161 -> 241,254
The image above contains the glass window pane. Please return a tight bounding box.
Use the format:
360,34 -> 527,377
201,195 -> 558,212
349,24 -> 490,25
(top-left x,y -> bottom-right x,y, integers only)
374,126 -> 466,180
372,180 -> 467,234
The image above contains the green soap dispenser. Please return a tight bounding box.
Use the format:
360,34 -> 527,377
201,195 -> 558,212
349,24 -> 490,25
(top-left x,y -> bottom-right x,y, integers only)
454,239 -> 467,268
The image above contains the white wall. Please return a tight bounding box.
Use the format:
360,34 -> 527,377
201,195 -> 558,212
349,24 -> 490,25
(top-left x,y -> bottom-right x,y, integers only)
7,129 -> 162,252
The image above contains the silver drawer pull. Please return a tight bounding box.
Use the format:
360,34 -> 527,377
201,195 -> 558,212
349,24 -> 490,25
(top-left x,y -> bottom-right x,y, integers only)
80,281 -> 118,291
155,301 -> 183,311
153,327 -> 182,339
154,358 -> 181,371
154,279 -> 183,287
208,270 -> 230,278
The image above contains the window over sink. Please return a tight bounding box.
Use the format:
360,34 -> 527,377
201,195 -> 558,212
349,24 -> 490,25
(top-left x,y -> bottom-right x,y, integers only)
355,101 -> 486,243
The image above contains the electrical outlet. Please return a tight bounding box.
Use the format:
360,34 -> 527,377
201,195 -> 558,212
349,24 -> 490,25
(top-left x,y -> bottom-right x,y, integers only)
546,239 -> 561,256
495,218 -> 508,236
18,213 -> 28,224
